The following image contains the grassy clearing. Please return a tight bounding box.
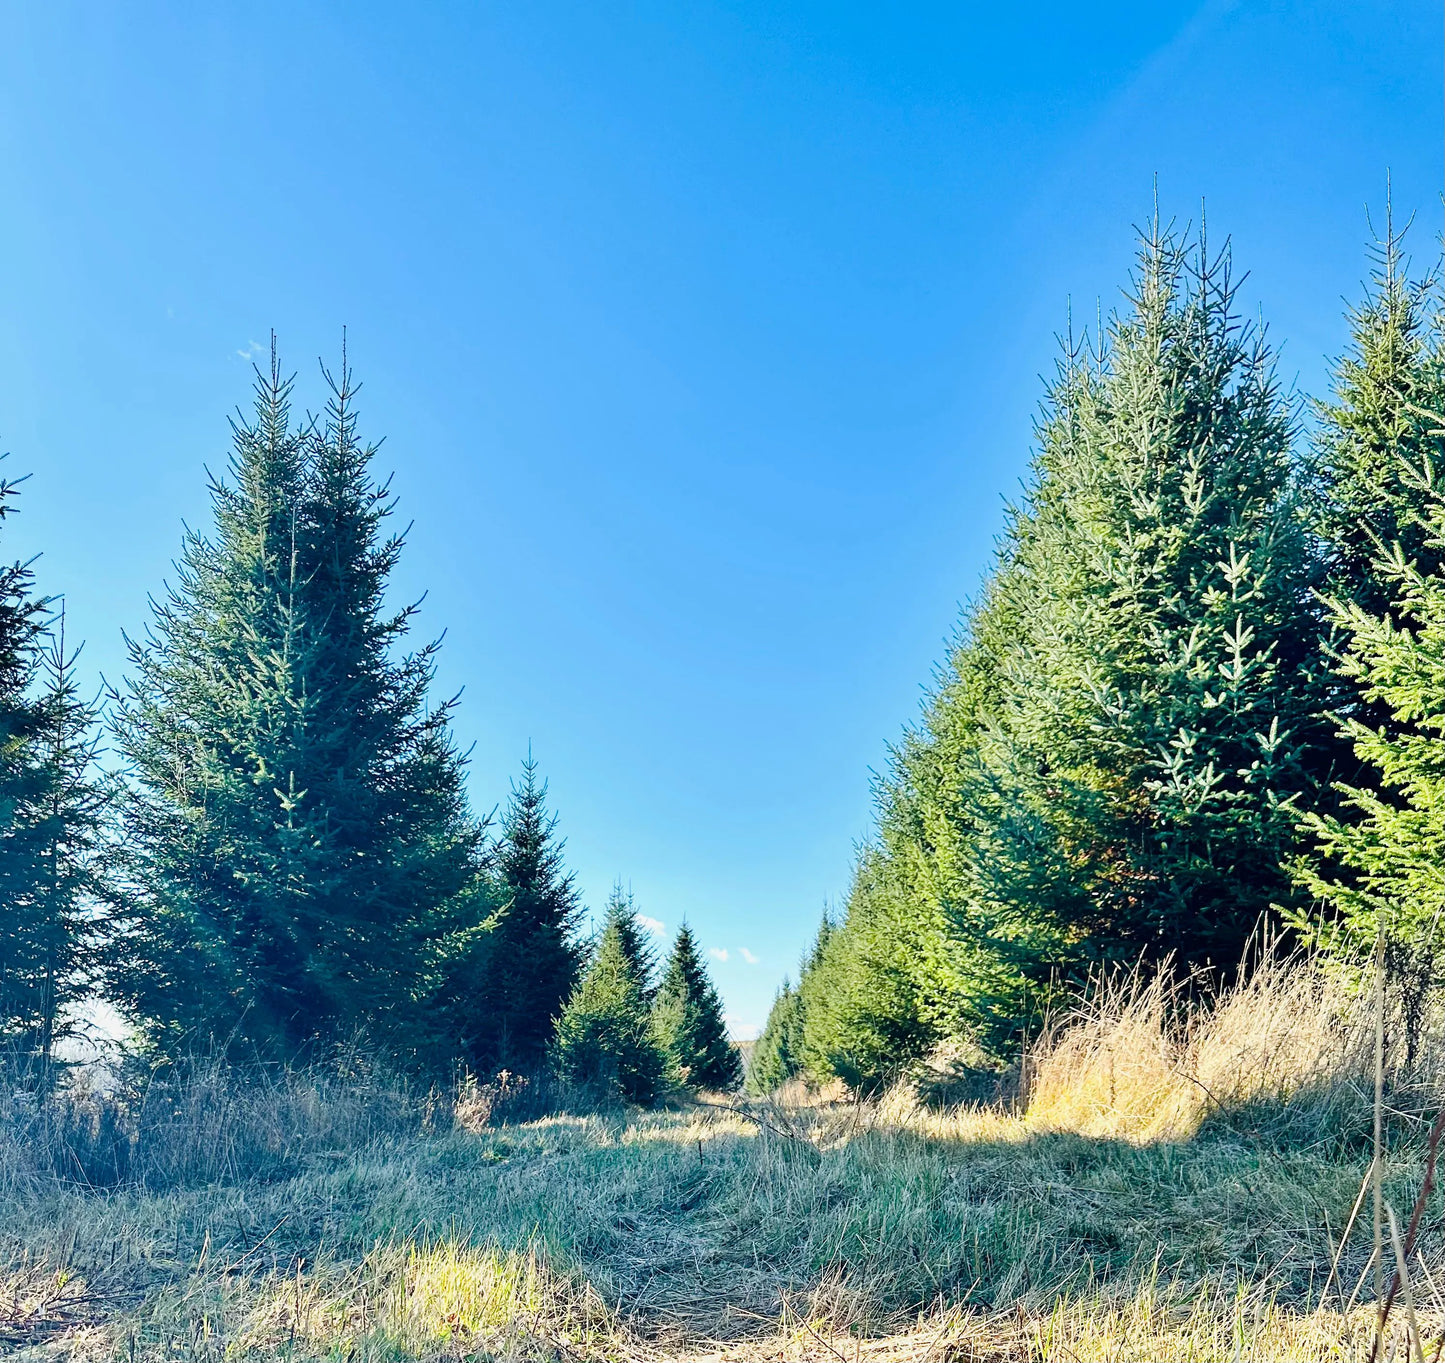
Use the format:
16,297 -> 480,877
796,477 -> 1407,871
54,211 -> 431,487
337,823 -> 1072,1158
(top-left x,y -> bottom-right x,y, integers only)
2,959 -> 1441,1360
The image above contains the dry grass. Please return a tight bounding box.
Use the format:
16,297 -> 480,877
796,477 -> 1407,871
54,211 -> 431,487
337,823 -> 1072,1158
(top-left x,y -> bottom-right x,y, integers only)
3,956 -> 1443,1360
1024,951 -> 1387,1145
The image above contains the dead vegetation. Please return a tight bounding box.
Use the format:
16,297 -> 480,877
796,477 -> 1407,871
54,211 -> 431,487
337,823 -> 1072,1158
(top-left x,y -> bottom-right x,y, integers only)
2,955 -> 1442,1361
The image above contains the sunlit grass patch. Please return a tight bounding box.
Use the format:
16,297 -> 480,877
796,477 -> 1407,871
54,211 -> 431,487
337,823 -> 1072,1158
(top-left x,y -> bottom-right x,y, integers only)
5,956 -> 1445,1359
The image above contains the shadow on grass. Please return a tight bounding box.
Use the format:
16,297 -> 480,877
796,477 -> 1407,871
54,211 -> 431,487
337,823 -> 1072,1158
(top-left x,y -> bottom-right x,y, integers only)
0,1087 -> 1428,1358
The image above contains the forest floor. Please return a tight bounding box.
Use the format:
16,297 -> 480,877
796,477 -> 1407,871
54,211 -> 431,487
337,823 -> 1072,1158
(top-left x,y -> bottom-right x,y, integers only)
0,1081 -> 1429,1362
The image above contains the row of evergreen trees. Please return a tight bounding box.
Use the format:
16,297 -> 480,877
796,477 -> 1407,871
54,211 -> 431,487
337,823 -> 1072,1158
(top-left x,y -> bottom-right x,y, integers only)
553,886 -> 741,1104
0,340 -> 738,1100
751,212 -> 1445,1094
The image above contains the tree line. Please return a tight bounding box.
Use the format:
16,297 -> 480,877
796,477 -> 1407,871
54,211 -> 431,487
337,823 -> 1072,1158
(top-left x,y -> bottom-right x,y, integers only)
750,212 -> 1445,1094
0,342 -> 738,1102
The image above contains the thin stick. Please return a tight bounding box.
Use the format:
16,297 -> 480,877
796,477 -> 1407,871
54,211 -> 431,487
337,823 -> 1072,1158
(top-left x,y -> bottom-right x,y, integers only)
1378,1106 -> 1445,1333
1386,1203 -> 1425,1363
1322,1165 -> 1375,1312
1349,1244 -> 1382,1317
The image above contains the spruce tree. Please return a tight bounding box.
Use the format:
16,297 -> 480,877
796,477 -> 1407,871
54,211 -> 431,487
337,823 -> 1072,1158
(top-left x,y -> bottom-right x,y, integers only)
599,881 -> 657,1000
109,347 -> 484,1056
744,979 -> 802,1095
551,914 -> 666,1105
802,220 -> 1329,1079
1294,475 -> 1445,1006
745,916 -> 829,1093
1287,219 -> 1445,1024
651,924 -> 740,1092
458,755 -> 581,1070
0,474 -> 56,1053
976,223 -> 1326,969
18,622 -> 109,1073
798,857 -> 932,1092
1311,218 -> 1445,618
0,473 -> 107,1073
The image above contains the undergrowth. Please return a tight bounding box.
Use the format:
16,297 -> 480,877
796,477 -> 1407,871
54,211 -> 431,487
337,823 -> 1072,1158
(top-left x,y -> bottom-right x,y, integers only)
2,955 -> 1441,1361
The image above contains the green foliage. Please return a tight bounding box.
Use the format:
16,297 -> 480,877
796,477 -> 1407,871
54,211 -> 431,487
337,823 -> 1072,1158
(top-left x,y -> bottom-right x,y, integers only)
745,979 -> 802,1094
1310,219 -> 1445,619
599,882 -> 657,1000
1288,218 -> 1445,1029
550,914 -> 666,1105
798,858 -> 933,1092
745,916 -> 829,1094
108,348 -> 486,1058
0,473 -> 108,1071
1294,479 -> 1445,978
451,755 -> 580,1072
802,222 -> 1331,1083
979,224 -> 1326,967
651,924 -> 740,1092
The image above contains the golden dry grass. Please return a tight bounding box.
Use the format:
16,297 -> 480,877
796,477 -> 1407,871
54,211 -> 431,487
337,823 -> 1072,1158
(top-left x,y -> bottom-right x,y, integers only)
2,955 -> 1440,1361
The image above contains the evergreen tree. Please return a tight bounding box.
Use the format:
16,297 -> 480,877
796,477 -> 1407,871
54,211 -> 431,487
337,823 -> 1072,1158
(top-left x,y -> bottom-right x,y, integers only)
458,755 -> 581,1070
294,355 -> 485,1038
599,881 -> 657,1000
651,924 -> 740,1091
817,575 -> 1057,1065
1294,475 -> 1445,1003
745,978 -> 802,1095
745,916 -> 829,1093
109,347 -> 484,1056
1311,218 -> 1445,619
0,476 -> 107,1073
0,474 -> 55,1053
800,220 -> 1330,1080
1287,217 -> 1445,1030
798,857 -> 932,1092
20,622 -> 109,1073
969,223 -> 1327,970
551,913 -> 666,1105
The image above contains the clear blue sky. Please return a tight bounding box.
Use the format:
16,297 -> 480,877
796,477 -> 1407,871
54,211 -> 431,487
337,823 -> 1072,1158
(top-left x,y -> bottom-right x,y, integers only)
0,1 -> 1439,1036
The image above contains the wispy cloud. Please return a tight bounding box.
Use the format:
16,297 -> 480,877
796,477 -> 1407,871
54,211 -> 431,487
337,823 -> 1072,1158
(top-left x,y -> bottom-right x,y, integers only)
739,947 -> 758,965
726,1016 -> 762,1041
708,947 -> 728,963
235,339 -> 266,362
638,915 -> 666,937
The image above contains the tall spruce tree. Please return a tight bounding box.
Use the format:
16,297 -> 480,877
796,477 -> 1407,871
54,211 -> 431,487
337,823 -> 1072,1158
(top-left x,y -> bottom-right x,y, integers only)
551,913 -> 666,1105
972,223 -> 1327,969
651,924 -> 740,1092
799,220 -> 1330,1083
109,347 -> 484,1056
1287,219 -> 1445,1022
458,755 -> 581,1070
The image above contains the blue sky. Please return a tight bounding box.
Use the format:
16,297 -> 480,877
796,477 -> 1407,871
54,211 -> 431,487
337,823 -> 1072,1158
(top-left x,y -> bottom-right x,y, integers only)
0,1 -> 1440,1037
